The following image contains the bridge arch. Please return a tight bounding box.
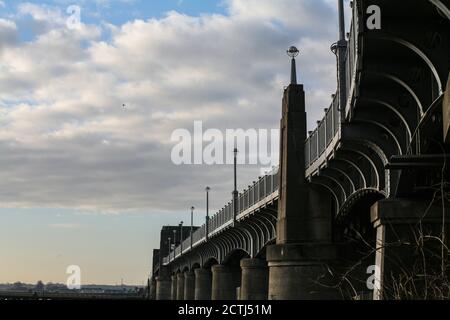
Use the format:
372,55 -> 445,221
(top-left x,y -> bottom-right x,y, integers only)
203,257 -> 218,269
428,0 -> 450,19
373,72 -> 424,116
371,33 -> 444,94
222,249 -> 250,267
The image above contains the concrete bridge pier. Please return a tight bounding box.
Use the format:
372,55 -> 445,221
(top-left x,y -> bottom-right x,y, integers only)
195,268 -> 212,300
240,258 -> 269,300
267,74 -> 340,299
184,270 -> 196,300
156,276 -> 172,300
176,273 -> 185,300
267,243 -> 338,300
171,274 -> 177,300
211,265 -> 241,300
371,199 -> 450,300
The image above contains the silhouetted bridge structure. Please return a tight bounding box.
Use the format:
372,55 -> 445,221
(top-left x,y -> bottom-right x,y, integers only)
150,0 -> 450,300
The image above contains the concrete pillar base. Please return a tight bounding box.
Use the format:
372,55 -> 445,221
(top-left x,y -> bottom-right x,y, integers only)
195,268 -> 212,300
211,265 -> 241,300
184,271 -> 195,300
171,275 -> 177,300
267,243 -> 340,300
156,276 -> 172,300
240,259 -> 269,300
176,273 -> 185,300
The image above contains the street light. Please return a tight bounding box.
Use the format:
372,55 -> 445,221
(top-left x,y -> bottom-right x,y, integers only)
179,221 -> 184,254
168,237 -> 171,262
172,229 -> 176,260
232,148 -> 239,225
205,186 -> 210,241
190,206 -> 195,249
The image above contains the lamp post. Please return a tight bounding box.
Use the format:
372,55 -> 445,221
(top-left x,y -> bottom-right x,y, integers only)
173,229 -> 176,260
205,186 -> 210,241
232,148 -> 239,226
179,221 -> 184,254
168,237 -> 171,262
190,206 -> 195,250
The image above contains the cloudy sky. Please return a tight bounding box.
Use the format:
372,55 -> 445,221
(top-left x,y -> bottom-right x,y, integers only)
0,0 -> 349,285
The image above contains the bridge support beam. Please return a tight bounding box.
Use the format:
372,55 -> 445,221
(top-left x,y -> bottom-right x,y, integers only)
211,265 -> 241,300
176,273 -> 185,300
195,268 -> 212,300
184,271 -> 196,300
240,258 -> 269,300
156,276 -> 172,300
171,275 -> 177,300
371,198 -> 450,300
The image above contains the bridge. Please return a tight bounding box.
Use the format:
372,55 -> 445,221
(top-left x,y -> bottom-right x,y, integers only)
149,0 -> 450,300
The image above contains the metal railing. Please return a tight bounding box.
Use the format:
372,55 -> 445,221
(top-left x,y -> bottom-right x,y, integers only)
305,1 -> 359,169
305,93 -> 340,168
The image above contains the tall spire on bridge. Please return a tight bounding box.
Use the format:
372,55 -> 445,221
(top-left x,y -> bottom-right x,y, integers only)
275,46 -> 307,244
266,46 -> 338,299
287,46 -> 299,85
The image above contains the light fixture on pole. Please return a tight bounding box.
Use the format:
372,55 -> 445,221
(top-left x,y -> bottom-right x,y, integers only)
168,237 -> 171,262
190,206 -> 195,250
232,148 -> 239,226
179,221 -> 184,254
205,186 -> 210,241
172,229 -> 176,260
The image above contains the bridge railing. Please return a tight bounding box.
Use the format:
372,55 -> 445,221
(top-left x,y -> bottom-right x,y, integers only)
305,1 -> 359,170
165,168 -> 279,264
174,245 -> 181,258
305,93 -> 339,168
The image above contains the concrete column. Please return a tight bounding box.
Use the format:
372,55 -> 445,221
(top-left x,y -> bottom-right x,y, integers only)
155,276 -> 171,300
266,81 -> 338,300
371,199 -> 450,300
171,275 -> 177,300
194,268 -> 212,300
211,265 -> 241,300
240,258 -> 269,300
176,273 -> 185,300
277,84 -> 308,244
267,183 -> 338,299
184,271 -> 195,300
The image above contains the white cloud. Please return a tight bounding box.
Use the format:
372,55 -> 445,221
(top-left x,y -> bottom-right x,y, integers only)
0,0 -> 342,213
0,18 -> 18,51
